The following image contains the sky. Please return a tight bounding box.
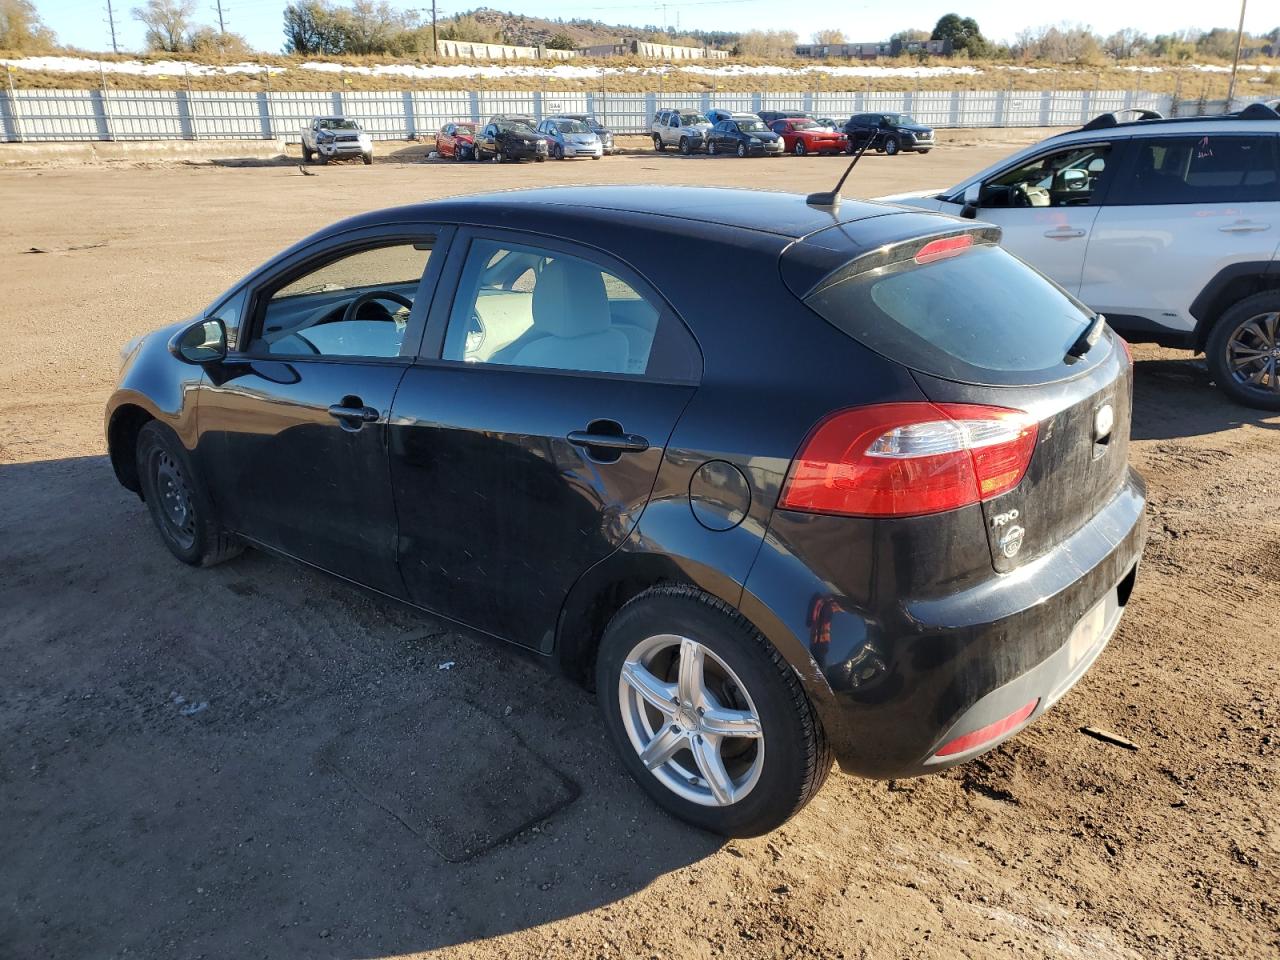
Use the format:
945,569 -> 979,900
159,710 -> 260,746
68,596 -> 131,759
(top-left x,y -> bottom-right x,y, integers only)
33,0 -> 1277,57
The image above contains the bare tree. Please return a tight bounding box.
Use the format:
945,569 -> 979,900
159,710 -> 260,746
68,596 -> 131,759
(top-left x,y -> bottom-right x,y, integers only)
811,28 -> 844,45
735,29 -> 798,58
1103,27 -> 1148,59
0,0 -> 58,51
132,0 -> 196,52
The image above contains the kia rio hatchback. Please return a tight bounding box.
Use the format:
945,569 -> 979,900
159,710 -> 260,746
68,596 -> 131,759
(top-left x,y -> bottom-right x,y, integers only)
106,187 -> 1146,837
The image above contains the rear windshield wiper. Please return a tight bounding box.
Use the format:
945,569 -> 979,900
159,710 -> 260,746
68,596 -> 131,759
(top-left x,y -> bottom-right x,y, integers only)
1067,313 -> 1106,360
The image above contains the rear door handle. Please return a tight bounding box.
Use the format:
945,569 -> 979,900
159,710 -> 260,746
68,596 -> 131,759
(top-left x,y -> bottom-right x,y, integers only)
1043,228 -> 1086,239
567,430 -> 649,453
1218,221 -> 1270,233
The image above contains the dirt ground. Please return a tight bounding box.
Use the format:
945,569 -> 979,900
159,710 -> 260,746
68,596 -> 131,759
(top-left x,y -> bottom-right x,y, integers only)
1,138 -> 1277,960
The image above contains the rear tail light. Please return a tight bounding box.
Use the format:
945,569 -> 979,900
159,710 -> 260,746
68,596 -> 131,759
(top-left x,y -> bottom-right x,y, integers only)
934,699 -> 1039,758
1117,335 -> 1133,366
778,402 -> 1038,518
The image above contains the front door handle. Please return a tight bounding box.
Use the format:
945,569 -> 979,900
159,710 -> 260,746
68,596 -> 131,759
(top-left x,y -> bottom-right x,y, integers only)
327,397 -> 379,429
1043,227 -> 1086,239
567,430 -> 649,453
1218,221 -> 1270,234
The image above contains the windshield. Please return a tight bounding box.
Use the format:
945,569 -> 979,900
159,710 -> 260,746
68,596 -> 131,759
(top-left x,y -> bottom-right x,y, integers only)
883,114 -> 918,128
503,122 -> 538,136
737,119 -> 768,133
455,122 -> 475,132
318,119 -> 359,131
790,120 -> 818,130
555,120 -> 590,133
679,113 -> 707,125
803,242 -> 1096,384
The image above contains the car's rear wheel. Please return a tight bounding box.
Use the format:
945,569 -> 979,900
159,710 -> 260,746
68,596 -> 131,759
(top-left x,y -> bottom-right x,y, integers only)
916,148 -> 931,155
596,585 -> 832,836
135,422 -> 242,567
1206,291 -> 1280,410
794,140 -> 806,156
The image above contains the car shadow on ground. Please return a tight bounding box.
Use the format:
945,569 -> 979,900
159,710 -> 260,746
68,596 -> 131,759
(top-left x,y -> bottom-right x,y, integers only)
0,455 -> 720,959
1131,356 -> 1280,441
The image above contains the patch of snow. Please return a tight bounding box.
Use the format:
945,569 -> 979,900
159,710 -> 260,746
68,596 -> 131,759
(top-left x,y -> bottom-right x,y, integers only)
437,660 -> 456,670
1,55 -> 284,76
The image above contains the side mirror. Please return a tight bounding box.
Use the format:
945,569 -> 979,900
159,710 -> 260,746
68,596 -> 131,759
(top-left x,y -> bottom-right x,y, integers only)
170,317 -> 226,364
961,182 -> 981,219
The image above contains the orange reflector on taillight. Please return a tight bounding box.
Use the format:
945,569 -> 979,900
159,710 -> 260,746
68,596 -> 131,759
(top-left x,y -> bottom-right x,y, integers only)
914,234 -> 974,264
934,699 -> 1039,758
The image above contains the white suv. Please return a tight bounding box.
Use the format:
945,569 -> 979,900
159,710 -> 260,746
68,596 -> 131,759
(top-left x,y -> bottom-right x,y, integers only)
880,105 -> 1280,408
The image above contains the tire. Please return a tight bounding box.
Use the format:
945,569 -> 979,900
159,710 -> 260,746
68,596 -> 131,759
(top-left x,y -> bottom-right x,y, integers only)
708,140 -> 717,156
596,584 -> 832,837
679,137 -> 692,156
653,135 -> 666,152
303,147 -> 315,163
794,140 -> 806,156
493,150 -> 503,164
135,421 -> 242,568
535,155 -> 546,162
552,143 -> 564,160
846,140 -> 857,155
1205,290 -> 1280,410
916,148 -> 931,155
452,146 -> 462,162
884,137 -> 900,156
362,153 -> 373,165
736,143 -> 747,158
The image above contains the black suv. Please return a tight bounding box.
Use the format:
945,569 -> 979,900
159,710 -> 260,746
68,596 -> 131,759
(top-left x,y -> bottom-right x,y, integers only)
475,117 -> 548,163
843,112 -> 935,155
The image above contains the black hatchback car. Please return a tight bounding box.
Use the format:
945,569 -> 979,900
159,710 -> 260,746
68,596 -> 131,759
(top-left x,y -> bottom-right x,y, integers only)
107,186 -> 1145,837
475,117 -> 548,162
843,112 -> 936,155
706,115 -> 785,157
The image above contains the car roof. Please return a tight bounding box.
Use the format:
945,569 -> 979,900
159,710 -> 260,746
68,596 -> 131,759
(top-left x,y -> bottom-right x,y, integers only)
328,186 -> 899,243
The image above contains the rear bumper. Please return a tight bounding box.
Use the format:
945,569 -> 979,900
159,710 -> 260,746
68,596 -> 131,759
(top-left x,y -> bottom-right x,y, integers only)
740,467 -> 1147,778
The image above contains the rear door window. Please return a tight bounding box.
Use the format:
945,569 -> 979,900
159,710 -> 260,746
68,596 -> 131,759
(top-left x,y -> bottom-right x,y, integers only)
1110,135 -> 1280,205
802,240 -> 1099,386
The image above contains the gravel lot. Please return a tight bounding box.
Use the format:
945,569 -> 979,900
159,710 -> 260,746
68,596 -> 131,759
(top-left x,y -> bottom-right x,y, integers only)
1,139 -> 1277,960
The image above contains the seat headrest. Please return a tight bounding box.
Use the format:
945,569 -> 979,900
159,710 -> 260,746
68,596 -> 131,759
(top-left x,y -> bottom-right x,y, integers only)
532,259 -> 611,338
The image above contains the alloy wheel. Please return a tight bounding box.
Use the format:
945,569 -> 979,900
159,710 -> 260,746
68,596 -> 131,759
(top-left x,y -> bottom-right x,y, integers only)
795,141 -> 806,156
153,450 -> 196,550
617,633 -> 764,807
1224,311 -> 1280,396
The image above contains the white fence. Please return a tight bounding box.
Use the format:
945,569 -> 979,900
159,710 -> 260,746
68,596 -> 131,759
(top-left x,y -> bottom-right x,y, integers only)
0,88 -> 1242,143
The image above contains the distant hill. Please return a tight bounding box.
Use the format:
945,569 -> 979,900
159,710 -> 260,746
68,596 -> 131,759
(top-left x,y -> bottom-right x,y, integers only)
447,7 -> 734,50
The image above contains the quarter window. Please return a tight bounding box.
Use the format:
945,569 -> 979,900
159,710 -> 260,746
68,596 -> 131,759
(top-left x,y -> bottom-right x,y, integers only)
1111,135 -> 1280,205
982,144 -> 1113,208
250,242 -> 432,358
442,238 -> 697,379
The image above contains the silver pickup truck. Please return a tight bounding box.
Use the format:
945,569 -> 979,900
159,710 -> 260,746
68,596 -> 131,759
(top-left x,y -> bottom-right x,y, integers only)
301,116 -> 374,165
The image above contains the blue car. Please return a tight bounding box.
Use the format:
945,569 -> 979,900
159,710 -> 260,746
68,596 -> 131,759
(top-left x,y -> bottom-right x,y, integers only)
536,117 -> 604,160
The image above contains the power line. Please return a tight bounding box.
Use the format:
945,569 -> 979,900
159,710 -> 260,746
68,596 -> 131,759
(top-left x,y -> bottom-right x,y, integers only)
212,0 -> 229,33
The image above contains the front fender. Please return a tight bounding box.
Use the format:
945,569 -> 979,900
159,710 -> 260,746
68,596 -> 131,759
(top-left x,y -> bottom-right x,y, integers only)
105,323 -> 206,491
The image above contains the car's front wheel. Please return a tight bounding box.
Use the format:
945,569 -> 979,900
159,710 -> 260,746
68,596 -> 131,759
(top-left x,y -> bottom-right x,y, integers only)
1206,291 -> 1280,410
708,140 -> 717,156
794,140 -> 806,156
884,136 -> 900,156
679,137 -> 692,155
653,135 -> 666,152
362,153 -> 373,165
596,585 -> 832,836
736,143 -> 747,158
135,421 -> 242,567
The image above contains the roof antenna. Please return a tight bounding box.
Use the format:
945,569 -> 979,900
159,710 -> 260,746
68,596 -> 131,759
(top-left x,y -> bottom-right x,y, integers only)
806,133 -> 876,211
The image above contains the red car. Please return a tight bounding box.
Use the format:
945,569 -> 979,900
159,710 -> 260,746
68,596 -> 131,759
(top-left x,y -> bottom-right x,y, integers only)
435,121 -> 477,161
769,118 -> 848,156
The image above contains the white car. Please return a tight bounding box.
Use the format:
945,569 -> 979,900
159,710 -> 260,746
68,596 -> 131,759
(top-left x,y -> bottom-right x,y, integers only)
301,116 -> 374,165
880,105 -> 1280,408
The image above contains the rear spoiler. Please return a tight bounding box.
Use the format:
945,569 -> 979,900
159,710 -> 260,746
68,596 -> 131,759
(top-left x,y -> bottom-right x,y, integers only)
805,225 -> 1002,299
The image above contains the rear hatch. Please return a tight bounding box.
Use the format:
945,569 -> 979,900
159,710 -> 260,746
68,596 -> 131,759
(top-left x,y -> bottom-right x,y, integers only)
787,221 -> 1131,572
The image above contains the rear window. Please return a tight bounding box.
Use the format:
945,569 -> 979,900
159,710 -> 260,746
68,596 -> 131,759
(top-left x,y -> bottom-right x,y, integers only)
804,243 -> 1097,385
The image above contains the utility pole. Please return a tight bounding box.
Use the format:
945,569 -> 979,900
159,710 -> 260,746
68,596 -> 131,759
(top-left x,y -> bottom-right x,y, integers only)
212,0 -> 227,34
431,0 -> 438,56
104,0 -> 120,54
1226,0 -> 1248,107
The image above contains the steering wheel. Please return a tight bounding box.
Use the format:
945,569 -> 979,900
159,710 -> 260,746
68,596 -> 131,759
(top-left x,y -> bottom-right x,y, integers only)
341,290 -> 413,325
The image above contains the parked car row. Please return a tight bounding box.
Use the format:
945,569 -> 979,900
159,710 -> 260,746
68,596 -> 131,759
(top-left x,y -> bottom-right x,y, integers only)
653,108 -> 936,157
433,113 -> 620,164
